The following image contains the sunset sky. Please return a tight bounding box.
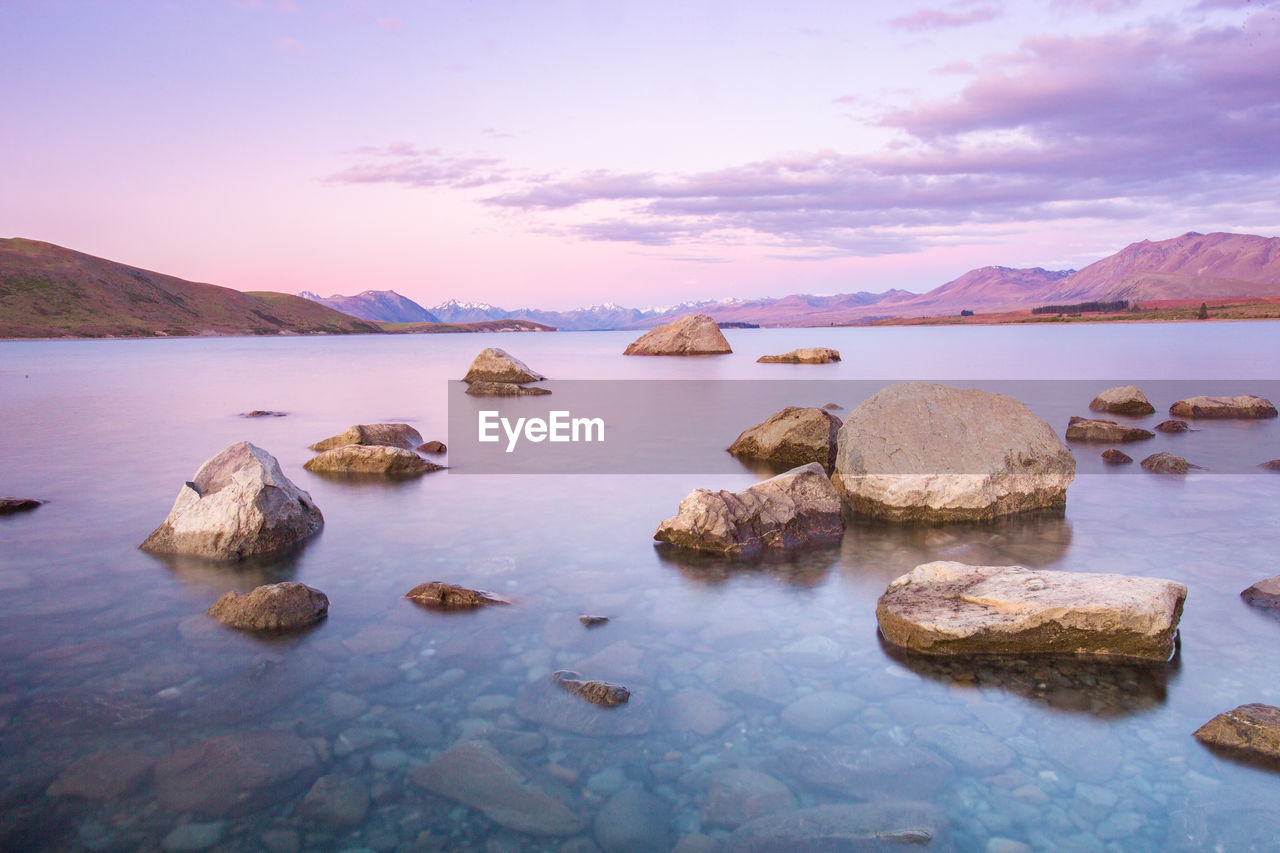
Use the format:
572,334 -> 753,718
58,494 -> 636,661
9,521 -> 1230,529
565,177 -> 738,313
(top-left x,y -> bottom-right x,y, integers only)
4,0 -> 1279,310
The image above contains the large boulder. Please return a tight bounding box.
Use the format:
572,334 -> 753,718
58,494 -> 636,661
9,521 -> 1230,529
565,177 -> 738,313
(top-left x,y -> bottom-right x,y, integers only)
153,731 -> 319,817
1089,385 -> 1155,415
876,561 -> 1186,661
304,445 -> 439,476
623,314 -> 732,355
654,463 -> 843,556
1194,704 -> 1280,764
1065,417 -> 1154,443
757,348 -> 840,364
832,382 -> 1075,523
309,423 -> 423,452
1169,395 -> 1278,419
463,348 -> 546,384
140,442 -> 323,560
207,582 -> 329,631
727,407 -> 842,469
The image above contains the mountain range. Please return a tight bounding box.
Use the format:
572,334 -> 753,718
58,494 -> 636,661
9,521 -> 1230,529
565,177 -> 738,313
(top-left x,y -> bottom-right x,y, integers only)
304,232 -> 1280,329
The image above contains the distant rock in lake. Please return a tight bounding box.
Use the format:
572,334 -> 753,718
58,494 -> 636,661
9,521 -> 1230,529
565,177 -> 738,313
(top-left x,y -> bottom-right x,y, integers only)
1242,575 -> 1280,609
623,314 -> 732,356
1264,459 -> 1280,471
1102,449 -> 1134,465
463,348 -> 546,384
418,440 -> 446,454
0,497 -> 43,515
1156,419 -> 1191,433
1089,385 -> 1156,415
1141,452 -> 1191,474
405,581 -> 509,610
727,406 -> 842,469
1169,395 -> 1278,419
241,410 -> 286,418
206,582 -> 329,631
309,423 -> 423,452
757,347 -> 841,364
304,445 -> 439,476
1065,416 -> 1154,443
140,442 -> 322,561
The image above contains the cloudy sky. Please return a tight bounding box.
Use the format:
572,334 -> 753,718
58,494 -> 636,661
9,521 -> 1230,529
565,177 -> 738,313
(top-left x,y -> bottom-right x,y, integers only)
4,0 -> 1278,309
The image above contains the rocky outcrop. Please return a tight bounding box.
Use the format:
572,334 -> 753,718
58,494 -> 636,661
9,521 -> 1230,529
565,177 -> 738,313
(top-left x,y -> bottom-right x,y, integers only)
1156,419 -> 1191,433
206,582 -> 329,631
303,445 -> 439,476
408,741 -> 587,836
153,731 -> 319,817
757,348 -> 841,364
465,381 -> 551,396
1194,704 -> 1280,764
726,802 -> 948,853
405,581 -> 509,610
727,407 -> 842,469
1141,452 -> 1190,474
623,314 -> 732,355
1089,386 -> 1156,415
1065,417 -> 1154,443
877,561 -> 1186,661
463,348 -> 547,384
309,423 -> 423,452
1169,395 -> 1278,419
552,670 -> 630,706
0,497 -> 42,515
140,442 -> 323,560
1242,576 -> 1280,609
1102,449 -> 1133,465
832,382 -> 1076,523
654,463 -> 843,556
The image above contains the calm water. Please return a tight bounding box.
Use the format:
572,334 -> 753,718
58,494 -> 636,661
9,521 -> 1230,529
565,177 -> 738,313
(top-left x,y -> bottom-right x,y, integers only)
2,323 -> 1280,852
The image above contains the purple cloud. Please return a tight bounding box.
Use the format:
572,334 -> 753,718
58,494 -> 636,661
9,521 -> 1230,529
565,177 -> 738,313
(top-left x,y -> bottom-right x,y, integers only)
324,145 -> 509,189
889,4 -> 1001,31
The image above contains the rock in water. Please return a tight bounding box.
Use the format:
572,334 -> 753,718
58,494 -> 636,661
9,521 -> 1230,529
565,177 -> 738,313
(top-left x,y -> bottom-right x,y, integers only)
207,582 -> 329,631
876,561 -> 1186,661
140,442 -> 322,560
0,497 -> 42,515
309,423 -> 424,452
579,614 -> 610,628
654,462 -> 843,556
623,314 -> 732,355
594,784 -> 671,853
1089,386 -> 1156,416
1141,452 -> 1190,474
1101,449 -> 1133,465
1194,704 -> 1280,765
727,407 -> 842,469
408,741 -> 587,836
304,445 -> 439,476
831,382 -> 1076,523
1242,576 -> 1280,609
418,440 -> 447,454
725,802 -> 947,853
463,348 -> 546,384
1156,419 -> 1191,433
1065,417 -> 1154,443
153,731 -> 319,817
1263,459 -> 1280,471
465,381 -> 551,396
405,581 -> 509,610
757,348 -> 841,364
1169,395 -> 1278,419
552,670 -> 630,706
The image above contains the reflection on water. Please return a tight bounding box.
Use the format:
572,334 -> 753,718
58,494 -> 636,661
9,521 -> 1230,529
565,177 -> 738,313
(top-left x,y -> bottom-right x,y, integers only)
1,327 -> 1280,851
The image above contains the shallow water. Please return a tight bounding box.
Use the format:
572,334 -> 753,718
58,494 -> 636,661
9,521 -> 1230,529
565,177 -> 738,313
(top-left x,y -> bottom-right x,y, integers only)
2,323 -> 1280,851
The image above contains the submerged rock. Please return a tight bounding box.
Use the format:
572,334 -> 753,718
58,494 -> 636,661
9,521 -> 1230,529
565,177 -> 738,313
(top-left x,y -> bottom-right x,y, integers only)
757,347 -> 841,364
552,670 -> 630,707
47,750 -> 155,800
462,348 -> 547,384
1141,452 -> 1190,474
654,462 -> 843,556
1089,385 -> 1155,416
515,676 -> 655,736
1242,576 -> 1280,609
465,380 -> 551,396
408,741 -> 587,836
309,423 -> 424,452
595,784 -> 671,853
725,802 -> 948,853
304,445 -> 439,476
1194,704 -> 1280,765
832,382 -> 1075,523
405,581 -> 509,610
623,314 -> 732,356
1169,395 -> 1278,419
0,497 -> 42,515
1065,417 -> 1154,443
702,767 -> 797,830
727,406 -> 842,469
1156,419 -> 1191,433
1101,449 -> 1133,465
153,731 -> 319,817
206,582 -> 329,632
876,561 -> 1186,661
140,442 -> 322,561
301,775 -> 369,829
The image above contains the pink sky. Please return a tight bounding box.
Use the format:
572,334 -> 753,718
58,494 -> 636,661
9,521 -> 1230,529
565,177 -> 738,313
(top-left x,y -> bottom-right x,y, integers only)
3,0 -> 1279,309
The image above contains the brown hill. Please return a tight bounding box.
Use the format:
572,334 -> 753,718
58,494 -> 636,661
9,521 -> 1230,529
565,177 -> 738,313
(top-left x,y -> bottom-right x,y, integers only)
0,238 -> 382,338
885,266 -> 1075,317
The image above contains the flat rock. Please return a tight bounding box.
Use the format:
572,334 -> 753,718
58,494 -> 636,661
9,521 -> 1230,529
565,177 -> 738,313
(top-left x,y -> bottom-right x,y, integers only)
301,775 -> 369,828
465,381 -> 552,396
832,382 -> 1076,523
779,745 -> 954,800
207,582 -> 329,632
140,442 -> 322,560
1141,452 -> 1190,474
1101,449 -> 1133,465
552,670 -> 630,706
877,561 -> 1186,661
1155,419 -> 1191,433
594,784 -> 671,853
726,802 -> 949,853
0,497 -> 43,515
1242,575 -> 1280,609
727,407 -> 842,469
153,730 -> 319,817
665,688 -> 738,736
757,348 -> 840,364
309,423 -> 423,452
779,691 -> 864,734
409,740 -> 587,836
1089,386 -> 1155,416
1169,395 -> 1278,419
47,749 -> 155,799
702,768 -> 797,830
463,348 -> 546,384
1065,416 -> 1154,443
654,462 -> 843,556
1194,704 -> 1280,764
623,314 -> 732,356
515,676 -> 654,736
304,445 -> 439,476
241,410 -> 286,418
405,581 -> 509,610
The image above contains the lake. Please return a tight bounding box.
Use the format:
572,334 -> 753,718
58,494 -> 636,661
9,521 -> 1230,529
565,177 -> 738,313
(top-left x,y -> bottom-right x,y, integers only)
2,322 -> 1280,851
